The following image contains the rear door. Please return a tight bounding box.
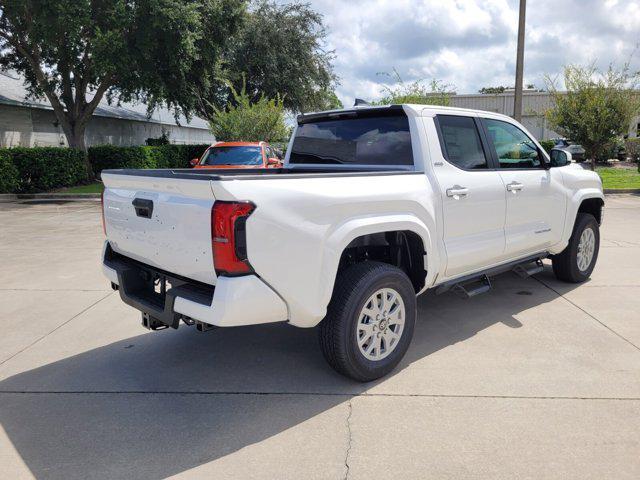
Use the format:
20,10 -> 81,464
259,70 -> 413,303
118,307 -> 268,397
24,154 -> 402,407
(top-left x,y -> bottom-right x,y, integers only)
432,114 -> 506,278
481,118 -> 565,258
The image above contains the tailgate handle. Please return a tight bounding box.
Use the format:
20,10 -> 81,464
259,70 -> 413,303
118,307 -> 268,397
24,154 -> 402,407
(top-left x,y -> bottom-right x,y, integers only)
132,198 -> 154,219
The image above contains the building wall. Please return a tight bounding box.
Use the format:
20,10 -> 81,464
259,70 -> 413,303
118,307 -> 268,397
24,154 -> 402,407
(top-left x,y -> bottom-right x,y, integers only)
449,92 -> 639,140
449,92 -> 562,140
0,104 -> 215,148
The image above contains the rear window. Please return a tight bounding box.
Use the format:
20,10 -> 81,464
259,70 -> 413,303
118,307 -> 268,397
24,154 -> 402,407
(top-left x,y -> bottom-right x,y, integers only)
289,112 -> 413,166
202,146 -> 263,166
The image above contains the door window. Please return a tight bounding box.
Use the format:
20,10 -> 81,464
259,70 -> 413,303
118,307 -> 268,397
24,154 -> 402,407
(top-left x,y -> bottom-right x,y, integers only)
484,119 -> 542,169
436,115 -> 488,170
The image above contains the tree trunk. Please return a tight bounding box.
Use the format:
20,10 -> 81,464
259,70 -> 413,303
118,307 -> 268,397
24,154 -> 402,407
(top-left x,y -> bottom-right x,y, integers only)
63,121 -> 94,180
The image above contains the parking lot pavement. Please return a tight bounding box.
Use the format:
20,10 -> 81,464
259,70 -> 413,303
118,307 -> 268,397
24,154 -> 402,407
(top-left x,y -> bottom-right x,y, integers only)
0,197 -> 638,480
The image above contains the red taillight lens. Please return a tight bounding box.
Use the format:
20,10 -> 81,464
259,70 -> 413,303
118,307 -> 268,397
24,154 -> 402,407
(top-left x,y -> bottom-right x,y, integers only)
211,201 -> 255,275
101,191 -> 106,235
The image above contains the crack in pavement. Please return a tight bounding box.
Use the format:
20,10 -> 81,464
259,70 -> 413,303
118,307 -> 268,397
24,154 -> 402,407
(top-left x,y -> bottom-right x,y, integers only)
534,277 -> 640,352
0,291 -> 114,367
343,399 -> 353,480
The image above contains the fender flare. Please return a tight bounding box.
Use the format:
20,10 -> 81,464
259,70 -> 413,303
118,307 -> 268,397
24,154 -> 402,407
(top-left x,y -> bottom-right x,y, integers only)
554,188 -> 605,254
315,214 -> 437,319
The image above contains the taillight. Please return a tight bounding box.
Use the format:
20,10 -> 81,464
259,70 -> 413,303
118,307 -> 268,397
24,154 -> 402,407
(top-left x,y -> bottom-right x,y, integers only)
211,201 -> 256,275
101,191 -> 106,235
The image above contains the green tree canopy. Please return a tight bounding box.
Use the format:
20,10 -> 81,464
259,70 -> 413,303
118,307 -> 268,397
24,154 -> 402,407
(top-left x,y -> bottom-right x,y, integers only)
195,0 -> 339,117
0,0 -> 244,174
208,80 -> 289,143
545,63 -> 640,169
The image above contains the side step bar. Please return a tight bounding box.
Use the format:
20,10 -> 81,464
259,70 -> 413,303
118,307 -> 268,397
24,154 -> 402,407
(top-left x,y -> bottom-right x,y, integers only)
452,275 -> 492,299
436,254 -> 547,298
512,259 -> 544,279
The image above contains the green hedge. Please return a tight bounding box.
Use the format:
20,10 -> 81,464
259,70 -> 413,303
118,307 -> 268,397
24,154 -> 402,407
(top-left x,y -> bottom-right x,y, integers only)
0,147 -> 87,193
0,150 -> 19,193
89,144 -> 210,176
539,139 -> 555,153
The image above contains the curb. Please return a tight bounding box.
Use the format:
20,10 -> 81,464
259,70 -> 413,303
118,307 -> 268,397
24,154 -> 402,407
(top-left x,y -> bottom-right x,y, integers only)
0,193 -> 100,202
604,189 -> 640,194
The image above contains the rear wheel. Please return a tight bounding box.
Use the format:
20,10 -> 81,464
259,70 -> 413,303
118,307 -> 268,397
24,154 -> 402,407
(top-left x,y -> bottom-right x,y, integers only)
319,262 -> 416,382
552,213 -> 599,283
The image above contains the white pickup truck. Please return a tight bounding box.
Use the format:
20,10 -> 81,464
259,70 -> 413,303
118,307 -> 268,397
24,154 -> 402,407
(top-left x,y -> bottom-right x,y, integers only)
101,104 -> 604,381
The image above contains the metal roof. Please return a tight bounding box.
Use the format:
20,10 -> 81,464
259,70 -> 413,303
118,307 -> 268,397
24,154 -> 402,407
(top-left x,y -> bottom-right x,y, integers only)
0,70 -> 210,130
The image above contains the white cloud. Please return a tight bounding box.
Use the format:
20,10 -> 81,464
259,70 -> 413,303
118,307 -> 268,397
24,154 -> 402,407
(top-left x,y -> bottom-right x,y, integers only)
301,0 -> 640,106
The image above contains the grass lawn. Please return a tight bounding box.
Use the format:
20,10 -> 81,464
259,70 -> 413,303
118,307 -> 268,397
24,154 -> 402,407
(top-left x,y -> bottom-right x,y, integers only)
58,182 -> 104,194
596,167 -> 640,190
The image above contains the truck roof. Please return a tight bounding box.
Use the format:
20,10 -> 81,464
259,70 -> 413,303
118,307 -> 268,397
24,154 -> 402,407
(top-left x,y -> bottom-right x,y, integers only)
297,103 -> 514,123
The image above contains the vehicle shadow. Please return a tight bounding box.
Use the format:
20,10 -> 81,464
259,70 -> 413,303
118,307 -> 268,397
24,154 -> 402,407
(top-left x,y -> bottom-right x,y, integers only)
0,266 -> 579,480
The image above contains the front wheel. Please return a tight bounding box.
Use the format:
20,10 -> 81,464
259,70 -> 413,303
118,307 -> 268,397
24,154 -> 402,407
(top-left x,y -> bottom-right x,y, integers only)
319,262 -> 416,382
552,213 -> 600,283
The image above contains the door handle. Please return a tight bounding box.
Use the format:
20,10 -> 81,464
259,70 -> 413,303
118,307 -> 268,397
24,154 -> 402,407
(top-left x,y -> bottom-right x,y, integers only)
506,182 -> 524,193
446,186 -> 469,199
132,198 -> 154,218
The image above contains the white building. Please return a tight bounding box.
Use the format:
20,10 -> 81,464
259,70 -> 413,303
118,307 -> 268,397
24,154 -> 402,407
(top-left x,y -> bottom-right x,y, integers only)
0,71 -> 215,148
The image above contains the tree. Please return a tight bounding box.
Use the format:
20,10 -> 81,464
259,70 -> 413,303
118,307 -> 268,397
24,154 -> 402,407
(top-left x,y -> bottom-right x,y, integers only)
479,86 -> 507,94
545,63 -> 640,170
0,0 -> 244,175
375,69 -> 454,106
194,0 -> 339,117
208,80 -> 289,143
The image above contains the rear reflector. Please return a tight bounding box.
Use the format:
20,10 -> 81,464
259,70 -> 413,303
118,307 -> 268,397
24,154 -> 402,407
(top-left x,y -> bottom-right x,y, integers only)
211,201 -> 256,275
101,191 -> 106,235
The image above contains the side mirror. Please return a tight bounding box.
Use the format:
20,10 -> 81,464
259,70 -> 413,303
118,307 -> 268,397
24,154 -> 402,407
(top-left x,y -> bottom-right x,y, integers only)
267,157 -> 281,167
189,158 -> 200,167
550,148 -> 571,167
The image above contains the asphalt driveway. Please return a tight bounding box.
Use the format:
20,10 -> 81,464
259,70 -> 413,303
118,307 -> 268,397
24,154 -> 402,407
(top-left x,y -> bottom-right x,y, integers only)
0,196 -> 639,479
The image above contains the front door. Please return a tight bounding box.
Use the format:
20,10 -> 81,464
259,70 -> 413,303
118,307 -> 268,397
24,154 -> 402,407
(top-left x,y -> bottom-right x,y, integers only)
431,114 -> 507,279
482,118 -> 566,258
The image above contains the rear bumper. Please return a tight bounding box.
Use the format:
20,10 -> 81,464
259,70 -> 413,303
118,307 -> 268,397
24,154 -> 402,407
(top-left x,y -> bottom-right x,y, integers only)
102,242 -> 287,328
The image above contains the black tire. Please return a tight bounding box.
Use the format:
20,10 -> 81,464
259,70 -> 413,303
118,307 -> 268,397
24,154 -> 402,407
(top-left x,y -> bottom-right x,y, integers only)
319,261 -> 416,382
552,213 -> 600,283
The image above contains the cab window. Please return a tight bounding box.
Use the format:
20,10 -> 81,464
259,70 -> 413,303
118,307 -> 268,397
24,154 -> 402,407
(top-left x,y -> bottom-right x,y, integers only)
484,119 -> 542,169
436,115 -> 488,170
289,111 -> 413,166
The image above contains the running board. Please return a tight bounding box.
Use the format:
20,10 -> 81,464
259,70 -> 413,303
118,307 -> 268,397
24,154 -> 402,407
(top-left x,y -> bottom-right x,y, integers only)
451,275 -> 492,299
512,259 -> 544,279
435,253 -> 548,298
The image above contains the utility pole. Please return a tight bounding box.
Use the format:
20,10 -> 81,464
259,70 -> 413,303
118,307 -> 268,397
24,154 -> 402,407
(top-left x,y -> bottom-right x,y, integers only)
513,0 -> 526,122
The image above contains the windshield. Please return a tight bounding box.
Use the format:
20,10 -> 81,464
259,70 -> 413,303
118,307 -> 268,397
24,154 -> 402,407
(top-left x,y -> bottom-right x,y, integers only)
289,112 -> 413,166
202,146 -> 263,166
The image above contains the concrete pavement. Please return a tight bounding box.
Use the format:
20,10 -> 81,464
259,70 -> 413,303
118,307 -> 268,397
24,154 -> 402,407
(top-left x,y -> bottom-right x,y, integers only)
0,197 -> 639,479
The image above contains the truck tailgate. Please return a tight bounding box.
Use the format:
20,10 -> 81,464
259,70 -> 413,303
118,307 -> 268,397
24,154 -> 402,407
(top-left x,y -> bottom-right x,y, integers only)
102,172 -> 217,285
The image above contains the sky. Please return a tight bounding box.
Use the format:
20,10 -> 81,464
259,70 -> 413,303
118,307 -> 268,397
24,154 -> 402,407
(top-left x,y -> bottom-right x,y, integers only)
303,0 -> 640,106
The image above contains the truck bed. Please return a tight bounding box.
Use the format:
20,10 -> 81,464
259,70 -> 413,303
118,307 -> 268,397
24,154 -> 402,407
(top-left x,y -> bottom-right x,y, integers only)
102,166 -> 419,181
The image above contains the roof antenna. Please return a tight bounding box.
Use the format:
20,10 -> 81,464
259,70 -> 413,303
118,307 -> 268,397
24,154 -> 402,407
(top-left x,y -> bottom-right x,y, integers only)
353,98 -> 370,107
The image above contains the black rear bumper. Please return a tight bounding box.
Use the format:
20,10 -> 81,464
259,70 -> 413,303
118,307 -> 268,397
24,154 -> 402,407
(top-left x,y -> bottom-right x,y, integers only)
104,244 -> 214,329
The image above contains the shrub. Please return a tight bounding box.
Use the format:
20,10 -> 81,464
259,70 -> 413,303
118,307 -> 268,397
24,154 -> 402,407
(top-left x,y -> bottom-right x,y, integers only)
0,147 -> 87,193
208,80 -> 289,143
539,139 -> 556,153
145,132 -> 170,146
375,69 -> 453,107
626,138 -> 640,163
89,144 -> 211,176
0,150 -> 19,193
88,145 -> 153,175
